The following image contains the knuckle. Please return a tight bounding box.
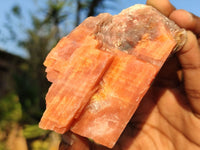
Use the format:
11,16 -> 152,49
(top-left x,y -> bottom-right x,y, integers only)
181,63 -> 200,70
185,88 -> 200,100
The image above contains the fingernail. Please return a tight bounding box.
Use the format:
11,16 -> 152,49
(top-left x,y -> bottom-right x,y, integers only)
173,29 -> 187,53
185,10 -> 194,22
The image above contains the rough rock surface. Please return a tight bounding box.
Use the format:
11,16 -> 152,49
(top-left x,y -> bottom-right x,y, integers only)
39,4 -> 186,148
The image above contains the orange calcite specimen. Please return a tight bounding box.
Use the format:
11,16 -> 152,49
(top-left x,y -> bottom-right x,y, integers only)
39,4 -> 186,148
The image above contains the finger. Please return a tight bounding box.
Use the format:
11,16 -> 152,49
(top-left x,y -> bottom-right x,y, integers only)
146,0 -> 175,16
177,31 -> 200,115
169,10 -> 200,35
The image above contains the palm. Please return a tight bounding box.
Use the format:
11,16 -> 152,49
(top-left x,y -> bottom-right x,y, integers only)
116,89 -> 200,150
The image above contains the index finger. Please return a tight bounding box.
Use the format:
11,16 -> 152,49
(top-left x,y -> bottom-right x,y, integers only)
146,0 -> 175,16
169,10 -> 200,35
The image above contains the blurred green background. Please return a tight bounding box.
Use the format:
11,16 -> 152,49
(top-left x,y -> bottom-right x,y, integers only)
0,0 -> 120,149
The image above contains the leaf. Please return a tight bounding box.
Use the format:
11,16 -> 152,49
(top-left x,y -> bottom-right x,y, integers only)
23,124 -> 49,139
12,5 -> 21,18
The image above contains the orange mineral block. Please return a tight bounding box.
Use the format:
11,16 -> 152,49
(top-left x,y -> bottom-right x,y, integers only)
44,15 -> 108,82
71,55 -> 159,148
39,4 -> 186,149
70,5 -> 186,148
39,37 -> 114,133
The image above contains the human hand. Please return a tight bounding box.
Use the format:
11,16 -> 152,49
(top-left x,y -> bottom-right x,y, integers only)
59,0 -> 200,149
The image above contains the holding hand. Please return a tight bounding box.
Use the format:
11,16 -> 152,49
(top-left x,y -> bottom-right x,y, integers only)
60,0 -> 200,149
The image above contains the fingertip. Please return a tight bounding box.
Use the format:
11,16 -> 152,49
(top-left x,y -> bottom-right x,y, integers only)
179,31 -> 199,55
169,10 -> 196,30
146,0 -> 175,16
177,31 -> 200,66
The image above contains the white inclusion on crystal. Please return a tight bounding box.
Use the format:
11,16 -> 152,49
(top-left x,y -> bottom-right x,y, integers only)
121,23 -> 127,32
89,114 -> 120,137
109,91 -> 119,98
133,19 -> 139,25
135,97 -> 140,102
123,50 -> 128,54
115,40 -> 122,48
88,101 -> 101,113
103,24 -> 109,32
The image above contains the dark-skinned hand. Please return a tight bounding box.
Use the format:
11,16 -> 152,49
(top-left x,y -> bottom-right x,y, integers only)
60,0 -> 200,149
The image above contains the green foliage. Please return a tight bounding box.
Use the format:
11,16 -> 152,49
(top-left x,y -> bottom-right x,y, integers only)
31,140 -> 49,150
0,92 -> 22,129
12,5 -> 21,18
0,93 -> 22,131
23,124 -> 49,139
14,70 -> 43,124
45,0 -> 68,25
0,142 -> 7,150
